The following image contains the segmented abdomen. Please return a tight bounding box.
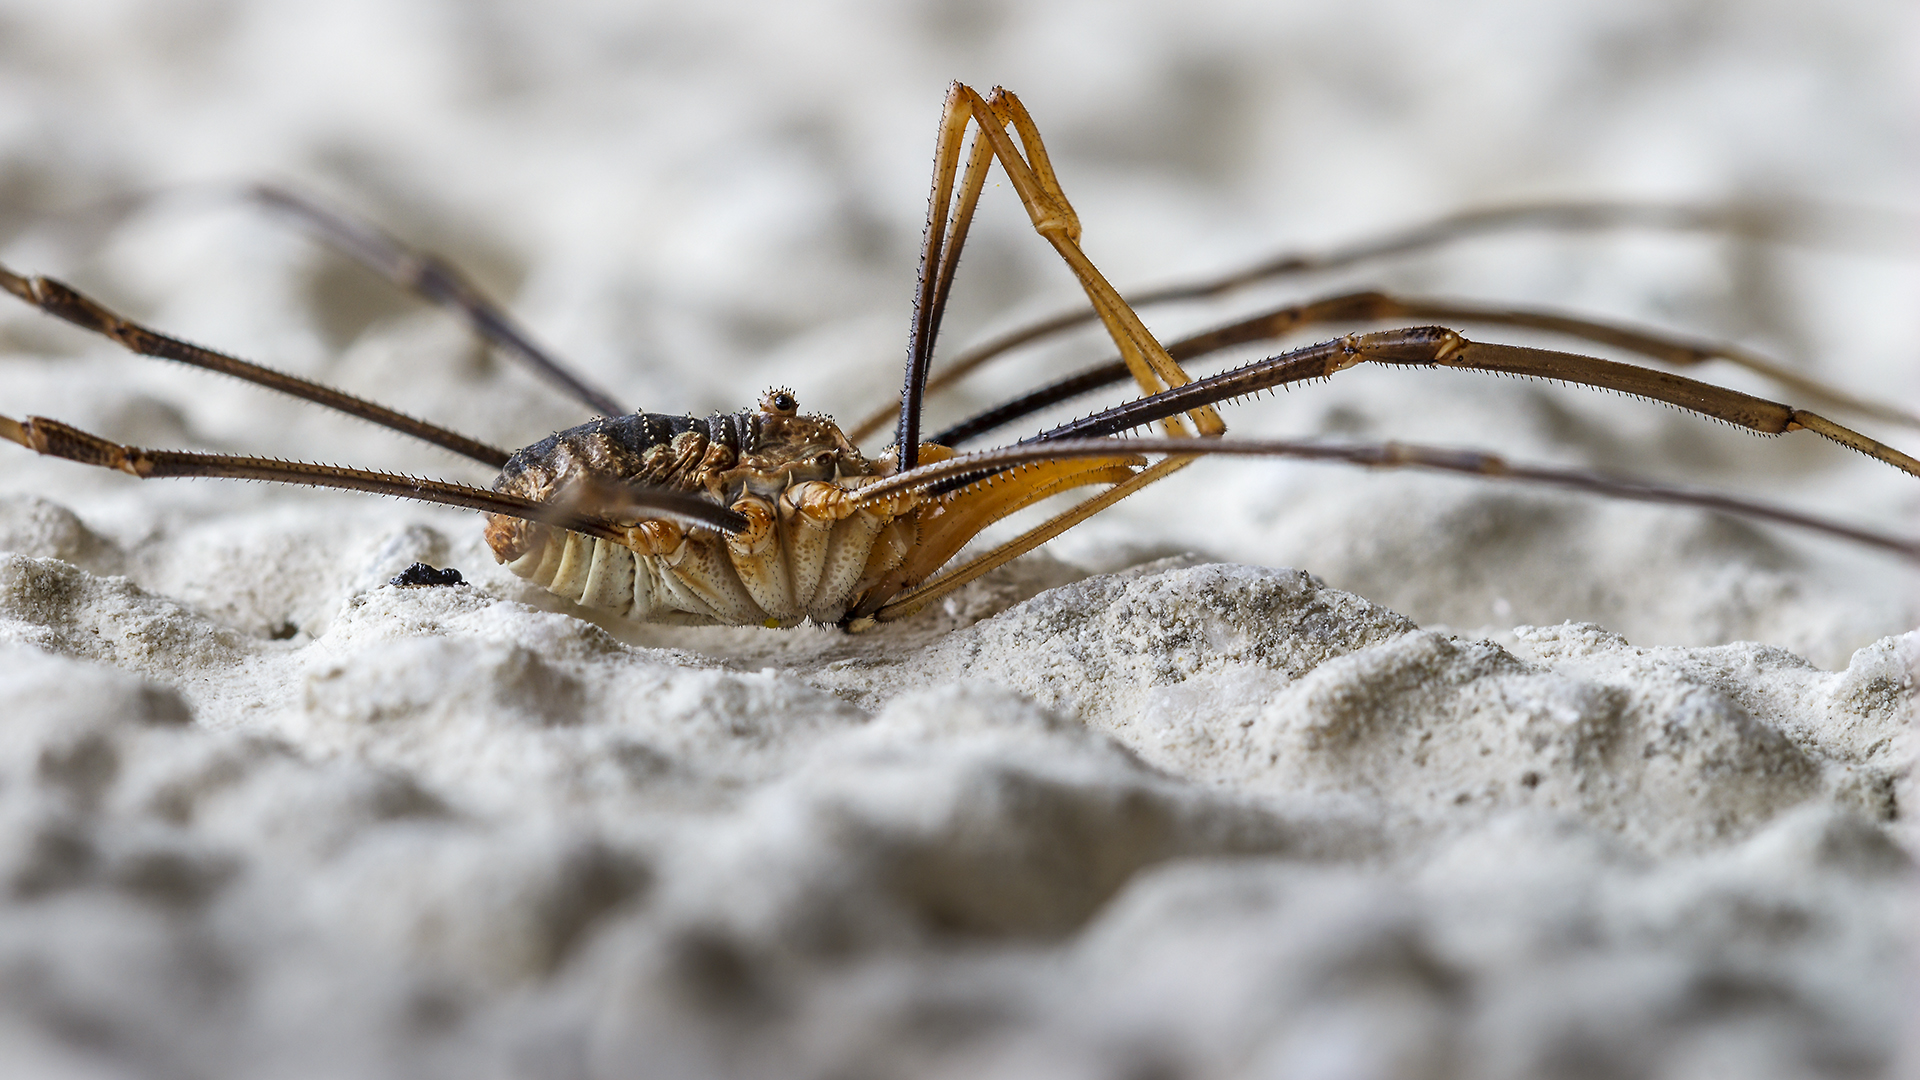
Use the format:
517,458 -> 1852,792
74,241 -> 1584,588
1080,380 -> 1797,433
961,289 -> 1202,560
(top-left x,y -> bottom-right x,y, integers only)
501,507 -> 904,627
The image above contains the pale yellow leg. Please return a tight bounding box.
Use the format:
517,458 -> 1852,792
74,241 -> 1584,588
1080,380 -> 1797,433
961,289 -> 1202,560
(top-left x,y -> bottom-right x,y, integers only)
855,84 -> 1227,622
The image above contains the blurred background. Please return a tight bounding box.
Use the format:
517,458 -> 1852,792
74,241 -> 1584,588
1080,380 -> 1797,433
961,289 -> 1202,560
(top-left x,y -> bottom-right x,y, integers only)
0,0 -> 1914,662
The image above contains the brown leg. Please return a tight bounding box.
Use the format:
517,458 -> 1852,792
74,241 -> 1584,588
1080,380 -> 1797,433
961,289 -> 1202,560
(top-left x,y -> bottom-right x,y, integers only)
851,434 -> 1920,565
1165,291 -> 1920,428
863,89 -> 1920,622
931,289 -> 1919,446
969,86 -> 1224,438
894,83 -> 1223,473
854,318 -> 1920,620
896,82 -> 991,469
1016,326 -> 1920,479
864,82 -> 1229,620
844,198 -> 1910,444
0,263 -> 512,467
859,453 -> 1195,623
246,184 -> 627,418
0,413 -> 745,536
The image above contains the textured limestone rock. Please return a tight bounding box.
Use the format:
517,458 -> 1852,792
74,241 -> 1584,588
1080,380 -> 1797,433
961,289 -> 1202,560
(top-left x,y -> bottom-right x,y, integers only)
0,1 -> 1913,1077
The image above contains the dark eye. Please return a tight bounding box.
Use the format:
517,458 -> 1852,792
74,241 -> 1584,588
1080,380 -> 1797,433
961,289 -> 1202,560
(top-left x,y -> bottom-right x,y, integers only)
813,452 -> 835,468
771,391 -> 796,412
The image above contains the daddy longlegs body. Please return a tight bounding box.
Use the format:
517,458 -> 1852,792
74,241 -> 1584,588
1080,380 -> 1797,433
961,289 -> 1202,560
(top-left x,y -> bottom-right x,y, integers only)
2,82 -> 1917,631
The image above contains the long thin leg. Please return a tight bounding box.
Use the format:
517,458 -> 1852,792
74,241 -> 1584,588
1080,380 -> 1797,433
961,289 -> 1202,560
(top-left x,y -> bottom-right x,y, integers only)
932,289 -> 1920,446
1020,327 -> 1920,476
854,323 -> 1920,620
853,435 -> 1920,564
1104,199 -> 1912,307
850,452 -> 1191,622
865,82 -> 1240,620
974,86 -> 1223,437
894,84 -> 1224,473
866,89 -> 1920,624
896,83 -> 982,471
844,198 -> 1916,444
927,86 -> 1226,586
246,184 -> 628,418
0,263 -> 513,467
0,413 -> 745,536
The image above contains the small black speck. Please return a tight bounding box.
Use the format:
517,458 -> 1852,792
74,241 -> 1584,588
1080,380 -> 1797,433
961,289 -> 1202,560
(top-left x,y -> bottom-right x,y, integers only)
1520,770 -> 1541,789
268,620 -> 300,640
390,563 -> 465,588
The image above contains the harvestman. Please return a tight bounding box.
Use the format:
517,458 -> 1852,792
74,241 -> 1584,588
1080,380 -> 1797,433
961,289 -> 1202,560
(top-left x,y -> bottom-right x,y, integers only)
1,83 -> 1916,630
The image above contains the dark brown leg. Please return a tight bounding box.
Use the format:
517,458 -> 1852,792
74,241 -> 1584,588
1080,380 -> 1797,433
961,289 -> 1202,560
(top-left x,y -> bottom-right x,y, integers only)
851,433 -> 1920,564
851,320 -> 1920,620
844,199 -> 1912,444
246,184 -> 627,417
858,89 -> 1919,623
1022,326 -> 1920,478
896,82 -> 986,471
932,291 -> 1918,446
894,83 -> 1224,472
0,263 -> 512,467
0,413 -> 744,535
859,82 -> 1236,621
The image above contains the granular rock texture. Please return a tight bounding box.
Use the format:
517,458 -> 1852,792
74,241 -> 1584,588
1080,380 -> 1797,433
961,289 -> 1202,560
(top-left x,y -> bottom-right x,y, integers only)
0,1 -> 1915,1078
0,552 -> 1911,1078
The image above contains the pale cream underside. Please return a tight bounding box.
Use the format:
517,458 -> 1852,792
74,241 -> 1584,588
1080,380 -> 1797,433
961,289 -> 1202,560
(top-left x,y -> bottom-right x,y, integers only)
504,508 -> 897,627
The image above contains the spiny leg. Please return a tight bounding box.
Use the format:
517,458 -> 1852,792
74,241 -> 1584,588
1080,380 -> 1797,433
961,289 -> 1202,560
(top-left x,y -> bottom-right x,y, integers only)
870,83 -> 1226,618
897,83 -> 1176,468
933,289 -> 1920,446
1301,295 -> 1919,429
0,263 -> 512,467
878,84 -> 1608,618
853,435 -> 1920,564
896,82 -> 985,471
860,322 -> 1920,621
844,198 -> 1916,444
0,413 -> 746,535
894,82 -> 1222,474
1023,327 -> 1920,478
246,184 -> 627,417
868,90 -> 1918,624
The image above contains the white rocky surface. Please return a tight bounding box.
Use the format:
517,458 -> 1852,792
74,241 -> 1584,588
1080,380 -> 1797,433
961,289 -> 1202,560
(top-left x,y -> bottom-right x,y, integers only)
0,1 -> 1915,1077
